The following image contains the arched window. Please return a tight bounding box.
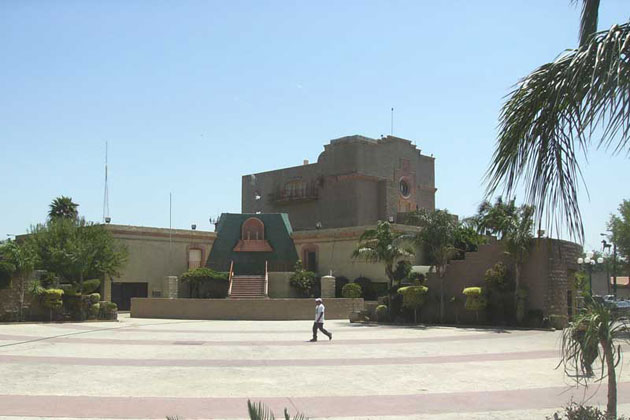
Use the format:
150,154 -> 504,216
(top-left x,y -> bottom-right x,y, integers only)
242,217 -> 264,241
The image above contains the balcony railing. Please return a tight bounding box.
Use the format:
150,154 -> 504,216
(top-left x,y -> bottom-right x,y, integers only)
269,184 -> 319,203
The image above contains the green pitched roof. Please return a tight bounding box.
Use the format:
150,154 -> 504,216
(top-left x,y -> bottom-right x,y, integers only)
207,213 -> 298,275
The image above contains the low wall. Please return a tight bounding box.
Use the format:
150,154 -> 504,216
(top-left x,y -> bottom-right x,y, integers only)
131,298 -> 364,320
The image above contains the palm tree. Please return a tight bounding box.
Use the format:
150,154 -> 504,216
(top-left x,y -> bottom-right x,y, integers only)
485,1 -> 629,241
48,196 -> 79,220
408,209 -> 459,323
475,197 -> 518,239
352,220 -> 414,294
559,297 -> 629,418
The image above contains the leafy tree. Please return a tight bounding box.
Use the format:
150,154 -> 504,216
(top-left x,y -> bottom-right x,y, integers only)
352,221 -> 414,293
0,240 -> 36,321
408,209 -> 459,323
48,196 -> 79,220
608,199 -> 630,270
27,218 -> 128,293
559,297 -> 629,418
485,1 -> 629,241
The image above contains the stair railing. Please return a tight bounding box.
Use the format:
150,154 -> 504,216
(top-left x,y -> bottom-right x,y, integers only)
264,260 -> 269,297
228,261 -> 234,297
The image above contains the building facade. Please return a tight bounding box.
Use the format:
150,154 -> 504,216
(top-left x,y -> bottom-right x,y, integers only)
242,135 -> 436,231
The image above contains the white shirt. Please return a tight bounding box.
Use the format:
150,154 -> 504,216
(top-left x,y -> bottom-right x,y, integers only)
315,304 -> 325,323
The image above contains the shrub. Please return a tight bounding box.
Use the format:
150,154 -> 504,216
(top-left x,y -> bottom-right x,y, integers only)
41,289 -> 64,310
546,400 -> 628,420
342,283 -> 362,298
180,267 -> 229,298
463,287 -> 487,323
375,305 -> 388,322
99,301 -> 118,320
89,303 -> 100,319
335,276 -> 349,297
81,279 -> 101,294
89,293 -> 101,303
288,261 -> 316,297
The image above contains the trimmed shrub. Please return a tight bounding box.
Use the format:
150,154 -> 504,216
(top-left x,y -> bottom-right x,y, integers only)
335,276 -> 349,298
375,305 -> 388,322
463,287 -> 487,323
99,301 -> 118,320
89,293 -> 101,303
341,283 -> 362,298
398,286 -> 428,323
41,289 -> 64,310
81,279 -> 101,294
89,303 -> 100,319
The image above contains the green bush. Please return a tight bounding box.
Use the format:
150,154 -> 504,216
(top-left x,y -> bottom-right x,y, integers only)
89,293 -> 101,303
89,303 -> 100,319
81,279 -> 101,294
341,283 -> 362,298
335,276 -> 349,297
180,267 -> 229,298
375,305 -> 388,322
99,301 -> 118,320
289,261 -> 316,297
41,289 -> 64,310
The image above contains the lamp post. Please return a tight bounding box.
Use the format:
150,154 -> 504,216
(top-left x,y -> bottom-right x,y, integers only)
601,232 -> 618,298
577,251 -> 604,295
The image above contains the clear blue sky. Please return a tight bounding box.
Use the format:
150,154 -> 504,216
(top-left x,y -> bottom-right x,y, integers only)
1,1 -> 628,253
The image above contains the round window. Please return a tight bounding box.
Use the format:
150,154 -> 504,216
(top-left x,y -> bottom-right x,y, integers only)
399,179 -> 410,198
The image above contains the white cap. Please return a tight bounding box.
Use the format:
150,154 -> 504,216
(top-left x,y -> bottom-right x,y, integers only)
315,298 -> 322,302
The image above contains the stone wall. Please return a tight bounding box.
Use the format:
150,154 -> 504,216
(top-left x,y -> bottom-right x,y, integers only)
131,297 -> 364,320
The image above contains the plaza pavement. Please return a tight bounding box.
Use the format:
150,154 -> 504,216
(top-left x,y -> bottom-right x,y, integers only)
0,314 -> 629,419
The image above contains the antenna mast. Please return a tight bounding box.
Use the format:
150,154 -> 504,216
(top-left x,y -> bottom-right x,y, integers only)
103,141 -> 110,222
391,107 -> 394,135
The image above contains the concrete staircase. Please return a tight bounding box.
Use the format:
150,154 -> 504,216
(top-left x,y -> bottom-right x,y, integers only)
229,275 -> 267,299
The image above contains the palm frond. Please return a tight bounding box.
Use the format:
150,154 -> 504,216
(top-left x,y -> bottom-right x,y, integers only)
486,23 -> 630,242
248,400 -> 276,420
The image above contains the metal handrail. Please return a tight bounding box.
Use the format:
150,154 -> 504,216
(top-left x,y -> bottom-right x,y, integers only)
264,260 -> 269,297
227,261 -> 234,297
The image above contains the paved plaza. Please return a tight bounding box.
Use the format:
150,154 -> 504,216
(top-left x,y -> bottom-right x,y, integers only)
0,314 -> 629,419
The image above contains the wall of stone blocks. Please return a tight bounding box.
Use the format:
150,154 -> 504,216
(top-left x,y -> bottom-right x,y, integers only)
131,297 -> 364,320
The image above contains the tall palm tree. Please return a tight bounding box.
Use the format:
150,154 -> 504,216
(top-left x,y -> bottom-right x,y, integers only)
352,221 -> 414,293
475,197 -> 518,239
559,297 -> 629,418
48,196 -> 79,220
486,1 -> 629,241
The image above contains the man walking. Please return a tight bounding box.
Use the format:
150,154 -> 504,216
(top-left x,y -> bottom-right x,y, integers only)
310,298 -> 332,342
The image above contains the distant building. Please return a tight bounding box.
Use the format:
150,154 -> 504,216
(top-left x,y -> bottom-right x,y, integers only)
242,135 -> 436,231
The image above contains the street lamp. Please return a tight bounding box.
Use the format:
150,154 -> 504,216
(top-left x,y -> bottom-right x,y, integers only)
577,251 -> 603,295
